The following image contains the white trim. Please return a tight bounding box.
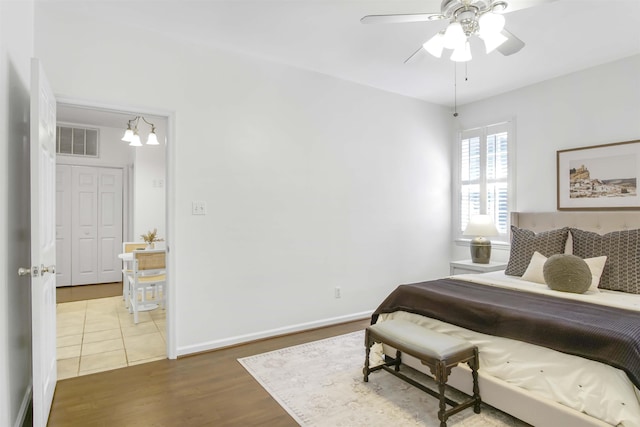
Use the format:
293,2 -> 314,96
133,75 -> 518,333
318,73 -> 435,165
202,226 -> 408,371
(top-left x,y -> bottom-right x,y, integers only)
453,117 -> 516,243
13,385 -> 32,427
453,238 -> 510,250
176,311 -> 372,357
165,112 -> 177,359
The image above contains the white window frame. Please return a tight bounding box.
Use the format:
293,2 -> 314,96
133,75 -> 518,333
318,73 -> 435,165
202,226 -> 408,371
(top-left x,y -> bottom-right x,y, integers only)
453,118 -> 516,245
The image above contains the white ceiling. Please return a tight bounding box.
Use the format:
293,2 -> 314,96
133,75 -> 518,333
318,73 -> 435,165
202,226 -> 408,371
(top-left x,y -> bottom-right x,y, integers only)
47,0 -> 640,111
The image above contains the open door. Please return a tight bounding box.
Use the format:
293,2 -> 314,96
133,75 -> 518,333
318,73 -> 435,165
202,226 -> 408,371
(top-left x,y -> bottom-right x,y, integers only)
29,57 -> 57,426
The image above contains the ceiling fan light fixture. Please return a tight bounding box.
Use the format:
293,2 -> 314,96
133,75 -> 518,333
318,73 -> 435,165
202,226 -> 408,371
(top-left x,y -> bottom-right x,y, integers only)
442,22 -> 466,50
450,40 -> 472,62
481,31 -> 508,53
478,11 -> 505,37
490,1 -> 508,13
423,32 -> 445,58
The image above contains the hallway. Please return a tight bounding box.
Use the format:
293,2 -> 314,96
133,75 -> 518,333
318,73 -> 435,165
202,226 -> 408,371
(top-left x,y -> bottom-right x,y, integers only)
56,285 -> 166,379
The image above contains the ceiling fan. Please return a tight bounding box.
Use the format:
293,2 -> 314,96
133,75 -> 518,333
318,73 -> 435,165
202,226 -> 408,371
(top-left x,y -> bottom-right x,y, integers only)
361,0 -> 552,63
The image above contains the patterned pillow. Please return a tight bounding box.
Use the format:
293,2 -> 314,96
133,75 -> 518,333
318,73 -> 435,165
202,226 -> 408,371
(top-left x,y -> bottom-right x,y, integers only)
570,228 -> 640,293
505,226 -> 569,276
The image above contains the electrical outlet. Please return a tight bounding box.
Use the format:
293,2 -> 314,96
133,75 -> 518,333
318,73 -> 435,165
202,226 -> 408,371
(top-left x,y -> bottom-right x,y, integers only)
192,201 -> 207,215
334,287 -> 341,299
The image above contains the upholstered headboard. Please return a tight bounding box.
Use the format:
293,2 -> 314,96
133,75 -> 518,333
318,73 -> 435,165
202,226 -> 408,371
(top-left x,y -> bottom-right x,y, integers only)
511,211 -> 640,235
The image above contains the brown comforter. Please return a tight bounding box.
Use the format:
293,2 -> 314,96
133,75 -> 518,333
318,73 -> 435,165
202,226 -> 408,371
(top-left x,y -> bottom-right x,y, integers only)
372,278 -> 640,389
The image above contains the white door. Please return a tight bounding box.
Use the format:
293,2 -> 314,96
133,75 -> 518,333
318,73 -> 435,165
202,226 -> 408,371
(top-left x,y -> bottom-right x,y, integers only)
97,168 -> 123,282
56,165 -> 71,286
29,58 -> 57,427
72,166 -> 98,285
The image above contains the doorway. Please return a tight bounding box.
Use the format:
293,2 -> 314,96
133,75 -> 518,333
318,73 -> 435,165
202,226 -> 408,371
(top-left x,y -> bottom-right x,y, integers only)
53,102 -> 170,378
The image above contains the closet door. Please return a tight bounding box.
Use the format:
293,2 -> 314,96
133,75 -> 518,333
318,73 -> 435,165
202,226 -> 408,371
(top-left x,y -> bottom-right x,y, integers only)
55,165 -> 72,286
97,168 -> 123,283
71,166 -> 98,285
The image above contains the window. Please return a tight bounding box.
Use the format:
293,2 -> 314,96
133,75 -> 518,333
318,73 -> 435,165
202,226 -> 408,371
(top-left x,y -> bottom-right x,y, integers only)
456,121 -> 513,241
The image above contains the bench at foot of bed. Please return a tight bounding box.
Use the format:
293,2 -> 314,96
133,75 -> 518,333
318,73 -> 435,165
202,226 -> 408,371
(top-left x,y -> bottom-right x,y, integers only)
363,319 -> 481,427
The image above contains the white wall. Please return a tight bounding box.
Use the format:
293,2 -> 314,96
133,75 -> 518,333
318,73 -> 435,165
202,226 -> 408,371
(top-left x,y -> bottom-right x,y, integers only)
34,5 -> 452,355
133,141 -> 166,242
451,54 -> 640,262
0,1 -> 35,426
54,123 -> 167,242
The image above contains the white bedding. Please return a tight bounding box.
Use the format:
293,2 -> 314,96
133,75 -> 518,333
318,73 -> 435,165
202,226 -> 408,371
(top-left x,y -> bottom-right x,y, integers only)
377,271 -> 640,427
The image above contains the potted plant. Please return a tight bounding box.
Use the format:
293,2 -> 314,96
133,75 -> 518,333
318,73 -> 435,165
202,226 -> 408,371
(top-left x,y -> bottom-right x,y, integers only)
140,228 -> 164,249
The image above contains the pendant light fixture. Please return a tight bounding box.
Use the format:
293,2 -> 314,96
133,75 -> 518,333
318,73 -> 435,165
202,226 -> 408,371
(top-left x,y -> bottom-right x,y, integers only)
121,116 -> 159,146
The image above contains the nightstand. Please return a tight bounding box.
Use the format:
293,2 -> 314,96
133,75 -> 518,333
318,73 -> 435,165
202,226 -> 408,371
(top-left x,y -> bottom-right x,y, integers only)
450,260 -> 508,275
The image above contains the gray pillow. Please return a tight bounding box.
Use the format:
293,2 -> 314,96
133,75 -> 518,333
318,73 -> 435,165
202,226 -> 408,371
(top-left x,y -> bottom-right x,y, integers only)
570,228 -> 640,294
505,226 -> 569,276
543,254 -> 592,294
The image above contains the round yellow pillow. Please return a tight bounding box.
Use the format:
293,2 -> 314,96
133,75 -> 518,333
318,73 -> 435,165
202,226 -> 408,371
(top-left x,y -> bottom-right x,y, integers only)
543,254 -> 591,294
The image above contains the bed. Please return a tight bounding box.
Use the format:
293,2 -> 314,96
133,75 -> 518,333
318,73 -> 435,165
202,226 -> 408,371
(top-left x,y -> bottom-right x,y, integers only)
371,211 -> 640,427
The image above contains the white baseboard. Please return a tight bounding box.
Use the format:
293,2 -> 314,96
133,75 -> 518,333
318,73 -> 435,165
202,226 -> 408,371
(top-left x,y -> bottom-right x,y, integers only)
177,311 -> 372,356
14,384 -> 32,427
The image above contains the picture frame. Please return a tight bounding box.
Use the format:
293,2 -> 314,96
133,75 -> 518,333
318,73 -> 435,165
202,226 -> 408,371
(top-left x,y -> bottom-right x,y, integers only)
557,140 -> 640,211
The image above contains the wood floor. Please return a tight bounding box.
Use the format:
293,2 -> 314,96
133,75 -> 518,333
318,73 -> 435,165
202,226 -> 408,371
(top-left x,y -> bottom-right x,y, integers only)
48,318 -> 371,426
57,282 -> 123,303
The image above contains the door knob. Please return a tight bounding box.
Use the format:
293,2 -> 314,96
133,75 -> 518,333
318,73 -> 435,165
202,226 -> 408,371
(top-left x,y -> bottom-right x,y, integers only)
18,266 -> 34,276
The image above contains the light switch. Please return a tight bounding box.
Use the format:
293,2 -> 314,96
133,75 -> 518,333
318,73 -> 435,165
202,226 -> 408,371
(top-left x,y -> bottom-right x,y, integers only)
192,201 -> 207,215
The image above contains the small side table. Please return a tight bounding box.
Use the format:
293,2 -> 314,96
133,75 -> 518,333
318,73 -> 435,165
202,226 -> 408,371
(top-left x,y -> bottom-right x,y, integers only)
450,259 -> 508,275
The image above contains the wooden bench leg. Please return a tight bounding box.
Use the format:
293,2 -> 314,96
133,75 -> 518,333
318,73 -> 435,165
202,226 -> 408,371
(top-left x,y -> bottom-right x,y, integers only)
393,349 -> 401,372
363,329 -> 371,382
470,347 -> 481,414
436,360 -> 448,427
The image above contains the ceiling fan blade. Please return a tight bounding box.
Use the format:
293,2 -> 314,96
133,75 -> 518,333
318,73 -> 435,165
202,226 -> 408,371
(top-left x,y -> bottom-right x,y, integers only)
497,29 -> 525,56
501,0 -> 557,14
360,13 -> 442,24
404,46 -> 425,64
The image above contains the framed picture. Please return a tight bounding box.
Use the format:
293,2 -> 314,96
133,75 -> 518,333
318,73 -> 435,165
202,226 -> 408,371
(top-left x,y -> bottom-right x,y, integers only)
557,140 -> 640,211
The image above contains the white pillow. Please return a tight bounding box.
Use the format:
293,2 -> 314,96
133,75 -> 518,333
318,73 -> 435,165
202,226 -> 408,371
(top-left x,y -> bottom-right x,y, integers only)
521,251 -> 547,284
583,256 -> 608,292
521,251 -> 607,292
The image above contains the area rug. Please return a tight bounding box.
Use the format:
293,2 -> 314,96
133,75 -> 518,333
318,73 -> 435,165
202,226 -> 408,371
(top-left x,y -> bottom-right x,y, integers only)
238,330 -> 529,426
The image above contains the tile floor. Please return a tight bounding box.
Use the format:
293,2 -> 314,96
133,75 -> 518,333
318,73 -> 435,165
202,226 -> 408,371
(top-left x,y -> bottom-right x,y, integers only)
56,295 -> 166,379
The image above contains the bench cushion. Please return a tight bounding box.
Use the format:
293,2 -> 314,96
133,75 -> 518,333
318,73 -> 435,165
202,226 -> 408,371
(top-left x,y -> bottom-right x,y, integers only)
369,319 -> 473,360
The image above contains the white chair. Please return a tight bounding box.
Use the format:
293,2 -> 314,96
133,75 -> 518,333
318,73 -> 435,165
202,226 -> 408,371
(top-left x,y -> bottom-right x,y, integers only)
126,249 -> 166,324
121,242 -> 147,305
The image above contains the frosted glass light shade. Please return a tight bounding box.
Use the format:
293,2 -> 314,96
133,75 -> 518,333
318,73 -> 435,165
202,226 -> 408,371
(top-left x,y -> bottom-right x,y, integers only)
146,131 -> 159,145
121,128 -> 134,142
450,40 -> 472,62
129,132 -> 142,147
423,32 -> 445,58
442,22 -> 466,50
478,12 -> 505,37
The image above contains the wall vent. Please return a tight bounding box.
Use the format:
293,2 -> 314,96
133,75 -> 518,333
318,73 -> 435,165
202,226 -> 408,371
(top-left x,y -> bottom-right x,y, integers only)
56,125 -> 99,157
